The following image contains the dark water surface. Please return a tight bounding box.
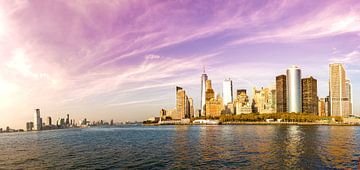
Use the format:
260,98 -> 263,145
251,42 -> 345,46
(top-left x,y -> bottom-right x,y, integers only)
0,125 -> 359,169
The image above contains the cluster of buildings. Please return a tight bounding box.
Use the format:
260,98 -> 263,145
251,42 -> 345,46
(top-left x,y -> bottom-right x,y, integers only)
158,63 -> 354,121
26,109 -> 78,131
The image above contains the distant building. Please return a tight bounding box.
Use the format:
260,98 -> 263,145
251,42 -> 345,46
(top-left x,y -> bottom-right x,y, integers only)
329,63 -> 351,117
222,78 -> 233,106
175,86 -> 186,119
287,66 -> 302,113
46,116 -> 52,126
236,89 -> 247,97
301,76 -> 318,114
200,69 -> 208,117
26,122 -> 34,131
189,98 -> 194,118
34,109 -> 42,131
276,75 -> 287,113
206,95 -> 223,118
205,80 -> 215,116
234,89 -> 251,114
252,87 -> 276,114
66,114 -> 70,126
325,96 -> 330,116
318,98 -> 326,116
346,79 -> 353,115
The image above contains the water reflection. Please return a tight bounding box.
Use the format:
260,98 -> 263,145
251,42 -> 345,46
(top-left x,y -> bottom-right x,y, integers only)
0,125 -> 359,169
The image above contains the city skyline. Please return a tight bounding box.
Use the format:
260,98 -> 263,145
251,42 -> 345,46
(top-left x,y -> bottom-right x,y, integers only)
1,1 -> 360,129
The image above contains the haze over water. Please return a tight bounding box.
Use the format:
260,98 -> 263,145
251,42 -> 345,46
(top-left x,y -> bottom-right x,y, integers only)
0,125 -> 359,169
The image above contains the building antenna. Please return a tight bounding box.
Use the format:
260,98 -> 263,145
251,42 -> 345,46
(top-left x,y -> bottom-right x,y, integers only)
202,66 -> 206,73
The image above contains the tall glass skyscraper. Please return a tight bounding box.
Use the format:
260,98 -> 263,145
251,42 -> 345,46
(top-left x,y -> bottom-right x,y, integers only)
34,109 -> 41,131
200,68 -> 208,117
222,78 -> 233,106
286,66 -> 302,113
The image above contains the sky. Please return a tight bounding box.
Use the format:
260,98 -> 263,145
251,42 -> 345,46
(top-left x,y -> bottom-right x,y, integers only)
0,0 -> 360,129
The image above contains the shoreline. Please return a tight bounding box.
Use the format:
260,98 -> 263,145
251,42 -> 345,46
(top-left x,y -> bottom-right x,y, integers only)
144,122 -> 360,126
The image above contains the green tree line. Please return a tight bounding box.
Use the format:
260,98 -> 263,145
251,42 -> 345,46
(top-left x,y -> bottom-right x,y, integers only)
219,113 -> 343,123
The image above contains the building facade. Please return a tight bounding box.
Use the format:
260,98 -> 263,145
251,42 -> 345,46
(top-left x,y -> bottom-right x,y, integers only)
287,66 -> 302,113
34,109 -> 42,131
301,76 -> 318,114
200,69 -> 208,117
222,78 -> 233,106
252,87 -> 276,114
175,86 -> 186,119
329,63 -> 350,117
318,98 -> 326,116
276,75 -> 287,113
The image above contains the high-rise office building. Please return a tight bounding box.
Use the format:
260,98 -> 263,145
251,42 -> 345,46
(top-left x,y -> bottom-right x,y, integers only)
175,86 -> 186,119
26,122 -> 34,131
189,98 -> 195,118
276,75 -> 287,113
206,94 -> 223,118
234,90 -> 251,115
329,63 -> 350,117
200,69 -> 208,117
287,66 -> 302,113
66,114 -> 70,126
205,80 -> 215,102
318,98 -> 326,116
301,76 -> 318,114
34,109 -> 42,131
46,116 -> 52,126
252,87 -> 276,114
325,96 -> 330,116
222,78 -> 233,106
346,79 -> 353,115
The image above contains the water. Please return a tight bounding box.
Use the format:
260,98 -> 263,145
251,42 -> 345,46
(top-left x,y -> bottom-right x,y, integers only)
0,125 -> 359,169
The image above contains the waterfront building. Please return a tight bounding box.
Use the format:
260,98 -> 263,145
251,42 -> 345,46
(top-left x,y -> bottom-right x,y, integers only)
329,63 -> 351,117
301,76 -> 318,114
66,114 -> 70,126
26,122 -> 34,131
222,78 -> 233,106
200,68 -> 208,117
325,96 -> 330,116
175,86 -> 186,119
205,80 -> 215,116
276,75 -> 287,113
252,87 -> 276,114
318,98 -> 326,116
46,116 -> 52,126
286,65 -> 302,113
234,89 -> 251,114
206,95 -> 223,118
189,98 -> 194,118
34,109 -> 42,131
346,79 -> 353,115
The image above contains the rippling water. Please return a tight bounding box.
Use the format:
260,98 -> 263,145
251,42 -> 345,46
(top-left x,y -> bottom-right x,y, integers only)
0,125 -> 359,169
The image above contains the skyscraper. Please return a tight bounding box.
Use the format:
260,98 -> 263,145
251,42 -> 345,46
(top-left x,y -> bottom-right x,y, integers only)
301,76 -> 318,114
286,66 -> 302,113
252,87 -> 276,114
329,63 -> 350,117
276,75 -> 287,113
222,78 -> 233,106
175,86 -> 186,119
46,116 -> 52,126
34,109 -> 42,131
318,98 -> 326,116
346,79 -> 353,115
205,80 -> 215,117
189,98 -> 195,118
200,68 -> 208,117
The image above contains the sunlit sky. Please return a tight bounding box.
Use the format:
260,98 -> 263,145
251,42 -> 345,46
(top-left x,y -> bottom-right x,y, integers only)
1,0 -> 360,129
